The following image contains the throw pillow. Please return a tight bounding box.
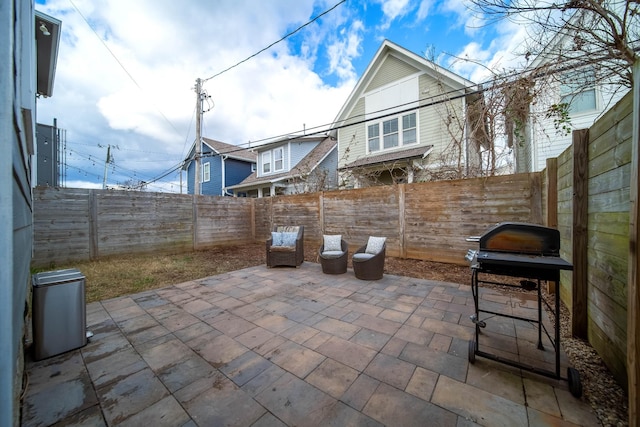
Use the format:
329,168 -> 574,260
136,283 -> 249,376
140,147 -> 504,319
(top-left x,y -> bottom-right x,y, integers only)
365,236 -> 386,255
271,231 -> 283,246
323,234 -> 342,252
281,232 -> 298,247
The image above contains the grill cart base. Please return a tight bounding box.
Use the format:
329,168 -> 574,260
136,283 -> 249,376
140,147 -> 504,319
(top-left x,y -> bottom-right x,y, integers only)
466,222 -> 581,398
468,266 -> 581,397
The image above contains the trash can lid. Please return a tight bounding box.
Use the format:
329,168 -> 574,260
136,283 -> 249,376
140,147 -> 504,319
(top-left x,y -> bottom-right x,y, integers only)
32,269 -> 85,287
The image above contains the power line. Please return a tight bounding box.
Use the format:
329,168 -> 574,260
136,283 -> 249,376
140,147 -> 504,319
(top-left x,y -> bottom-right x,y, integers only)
182,50 -> 619,164
202,0 -> 347,83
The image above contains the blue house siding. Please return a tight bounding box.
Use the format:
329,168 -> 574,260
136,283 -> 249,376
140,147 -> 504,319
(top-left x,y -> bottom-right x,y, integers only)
289,140 -> 316,168
185,151 -> 254,196
317,147 -> 338,189
224,158 -> 254,195
200,156 -> 223,196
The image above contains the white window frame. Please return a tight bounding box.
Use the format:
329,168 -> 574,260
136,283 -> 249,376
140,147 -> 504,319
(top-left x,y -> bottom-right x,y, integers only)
368,123 -> 380,152
273,147 -> 284,171
367,111 -> 418,154
202,161 -> 210,182
262,151 -> 271,174
560,68 -> 597,114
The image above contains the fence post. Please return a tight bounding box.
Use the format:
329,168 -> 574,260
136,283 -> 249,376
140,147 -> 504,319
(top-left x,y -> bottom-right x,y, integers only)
192,195 -> 198,250
627,59 -> 640,426
250,198 -> 256,240
546,157 -> 558,228
89,190 -> 98,260
398,184 -> 405,258
572,129 -> 589,339
319,192 -> 325,235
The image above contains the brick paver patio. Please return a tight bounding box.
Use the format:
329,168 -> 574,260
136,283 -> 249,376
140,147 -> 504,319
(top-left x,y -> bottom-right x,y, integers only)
21,263 -> 600,426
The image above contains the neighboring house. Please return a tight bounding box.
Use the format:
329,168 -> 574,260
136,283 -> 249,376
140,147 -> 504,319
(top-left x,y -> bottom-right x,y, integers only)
183,137 -> 256,196
521,21 -> 630,172
227,135 -> 338,197
1,3 -> 60,424
331,40 -> 484,188
35,120 -> 61,187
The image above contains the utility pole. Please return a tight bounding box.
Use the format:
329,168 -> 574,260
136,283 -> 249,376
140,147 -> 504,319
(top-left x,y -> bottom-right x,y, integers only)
194,78 -> 203,195
102,144 -> 111,189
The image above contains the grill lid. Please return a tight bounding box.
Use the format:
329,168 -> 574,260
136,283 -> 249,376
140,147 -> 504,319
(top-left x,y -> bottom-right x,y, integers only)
479,222 -> 560,256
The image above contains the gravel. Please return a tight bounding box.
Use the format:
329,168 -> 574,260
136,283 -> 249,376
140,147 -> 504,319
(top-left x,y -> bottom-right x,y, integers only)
543,290 -> 629,427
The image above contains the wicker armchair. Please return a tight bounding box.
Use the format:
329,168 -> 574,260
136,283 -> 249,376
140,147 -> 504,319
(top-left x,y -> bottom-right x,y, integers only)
266,226 -> 304,268
352,237 -> 386,280
319,238 -> 348,274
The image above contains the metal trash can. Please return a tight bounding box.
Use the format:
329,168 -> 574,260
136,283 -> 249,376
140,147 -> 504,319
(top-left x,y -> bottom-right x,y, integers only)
32,269 -> 87,360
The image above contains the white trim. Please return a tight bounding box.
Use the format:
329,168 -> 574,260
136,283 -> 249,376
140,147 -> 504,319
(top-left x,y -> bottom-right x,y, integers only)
202,162 -> 210,183
273,146 -> 284,172
262,151 -> 271,174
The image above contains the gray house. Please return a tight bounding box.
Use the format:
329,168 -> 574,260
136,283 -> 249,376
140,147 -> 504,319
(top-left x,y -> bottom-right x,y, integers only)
1,3 -> 60,424
228,135 -> 338,197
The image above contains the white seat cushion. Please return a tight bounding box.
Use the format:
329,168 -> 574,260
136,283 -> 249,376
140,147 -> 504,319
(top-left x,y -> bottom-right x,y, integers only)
322,250 -> 345,259
353,253 -> 374,261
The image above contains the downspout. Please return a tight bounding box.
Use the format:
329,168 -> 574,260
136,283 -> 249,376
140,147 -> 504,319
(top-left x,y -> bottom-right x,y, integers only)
221,155 -> 226,196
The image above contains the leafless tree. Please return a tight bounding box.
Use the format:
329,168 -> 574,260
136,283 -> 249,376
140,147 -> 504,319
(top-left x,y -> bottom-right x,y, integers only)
469,0 -> 639,88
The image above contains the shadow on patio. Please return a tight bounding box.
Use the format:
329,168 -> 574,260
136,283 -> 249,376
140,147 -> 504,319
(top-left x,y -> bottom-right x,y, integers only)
21,263 -> 600,426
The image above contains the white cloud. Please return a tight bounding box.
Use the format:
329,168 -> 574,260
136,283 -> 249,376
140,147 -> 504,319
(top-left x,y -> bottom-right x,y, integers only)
373,0 -> 412,30
439,0 -> 485,36
416,0 -> 435,20
35,0 -> 358,189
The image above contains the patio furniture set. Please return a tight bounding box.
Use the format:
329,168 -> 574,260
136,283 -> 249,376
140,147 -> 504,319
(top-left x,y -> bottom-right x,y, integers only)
266,225 -> 386,280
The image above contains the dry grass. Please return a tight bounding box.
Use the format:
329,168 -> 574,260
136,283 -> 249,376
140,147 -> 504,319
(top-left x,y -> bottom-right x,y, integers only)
35,242 -> 471,304
36,244 -> 266,303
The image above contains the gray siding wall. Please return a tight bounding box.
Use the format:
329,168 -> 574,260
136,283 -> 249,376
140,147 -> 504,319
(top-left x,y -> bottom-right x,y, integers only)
338,98 -> 366,168
2,0 -> 36,424
289,140 -> 316,169
365,54 -> 419,92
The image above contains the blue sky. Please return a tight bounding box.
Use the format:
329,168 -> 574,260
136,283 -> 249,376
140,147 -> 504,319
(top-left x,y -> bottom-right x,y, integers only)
34,0 -> 527,192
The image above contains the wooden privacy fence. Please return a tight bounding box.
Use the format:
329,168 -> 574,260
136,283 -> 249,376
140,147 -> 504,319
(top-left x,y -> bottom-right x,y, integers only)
32,189 -> 255,267
550,91 -> 633,393
33,172 -> 543,268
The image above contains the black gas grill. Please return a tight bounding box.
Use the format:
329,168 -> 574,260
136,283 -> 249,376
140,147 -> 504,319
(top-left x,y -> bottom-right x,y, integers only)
466,222 -> 581,397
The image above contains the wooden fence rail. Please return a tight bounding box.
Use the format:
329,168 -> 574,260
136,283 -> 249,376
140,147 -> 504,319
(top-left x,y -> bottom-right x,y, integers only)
33,173 -> 543,268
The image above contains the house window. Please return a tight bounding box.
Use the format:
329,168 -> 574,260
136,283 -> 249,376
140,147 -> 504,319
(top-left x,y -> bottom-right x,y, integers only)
403,113 -> 417,144
367,112 -> 418,153
383,118 -> 399,149
274,147 -> 284,171
202,162 -> 210,182
262,152 -> 271,174
368,124 -> 380,152
560,68 -> 596,114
